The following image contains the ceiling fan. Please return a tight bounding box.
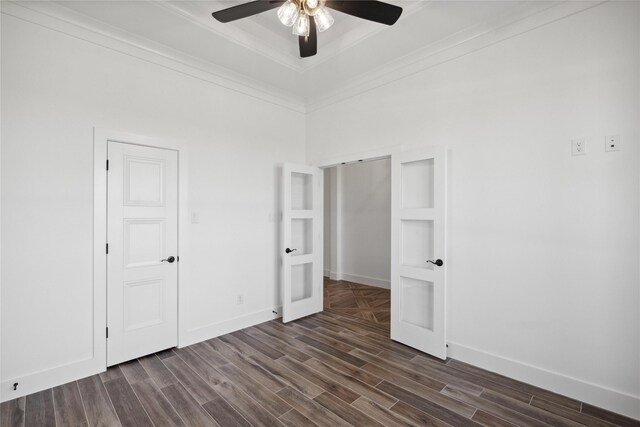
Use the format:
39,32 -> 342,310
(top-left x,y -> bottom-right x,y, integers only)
212,0 -> 403,58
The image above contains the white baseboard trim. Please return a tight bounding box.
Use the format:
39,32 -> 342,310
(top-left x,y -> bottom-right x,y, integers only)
323,269 -> 330,277
1,357 -> 103,403
329,271 -> 343,281
447,341 -> 640,421
340,273 -> 390,289
1,307 -> 283,403
181,306 -> 282,348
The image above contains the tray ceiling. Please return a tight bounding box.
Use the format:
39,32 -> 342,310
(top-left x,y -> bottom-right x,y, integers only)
13,1 -> 579,105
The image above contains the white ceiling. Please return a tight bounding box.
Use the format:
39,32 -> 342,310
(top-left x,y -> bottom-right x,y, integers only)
37,1 -> 565,103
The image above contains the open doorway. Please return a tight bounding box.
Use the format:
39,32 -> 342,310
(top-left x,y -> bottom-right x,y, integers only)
322,157 -> 392,332
284,146 -> 446,358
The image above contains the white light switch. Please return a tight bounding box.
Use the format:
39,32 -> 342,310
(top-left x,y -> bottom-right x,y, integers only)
571,138 -> 586,156
191,212 -> 200,224
605,135 -> 621,152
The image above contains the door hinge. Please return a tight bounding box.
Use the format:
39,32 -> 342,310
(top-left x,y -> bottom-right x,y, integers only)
106,159 -> 109,171
106,243 -> 109,254
106,327 -> 109,339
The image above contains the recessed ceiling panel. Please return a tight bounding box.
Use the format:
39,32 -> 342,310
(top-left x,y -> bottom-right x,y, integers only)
52,1 -> 560,100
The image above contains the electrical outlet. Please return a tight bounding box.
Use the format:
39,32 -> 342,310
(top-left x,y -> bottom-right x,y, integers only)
571,138 -> 586,156
236,294 -> 244,305
605,135 -> 621,152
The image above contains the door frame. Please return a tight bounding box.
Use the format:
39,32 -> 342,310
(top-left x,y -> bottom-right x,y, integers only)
93,128 -> 186,371
312,143 -> 448,348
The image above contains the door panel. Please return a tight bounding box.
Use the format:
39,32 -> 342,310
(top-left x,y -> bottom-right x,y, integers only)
125,156 -> 165,205
124,219 -> 165,268
282,164 -> 323,323
107,142 -> 178,366
391,147 -> 446,359
123,278 -> 165,331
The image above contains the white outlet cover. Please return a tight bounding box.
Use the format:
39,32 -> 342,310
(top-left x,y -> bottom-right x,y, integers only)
571,138 -> 586,156
605,135 -> 621,152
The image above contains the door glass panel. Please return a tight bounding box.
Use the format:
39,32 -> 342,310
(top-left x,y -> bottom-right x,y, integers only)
401,277 -> 434,330
401,220 -> 434,269
291,172 -> 313,210
291,263 -> 313,302
402,159 -> 434,208
291,219 -> 313,255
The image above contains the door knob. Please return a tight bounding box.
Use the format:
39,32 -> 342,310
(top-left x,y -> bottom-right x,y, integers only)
161,256 -> 176,263
285,248 -> 297,254
426,259 -> 443,267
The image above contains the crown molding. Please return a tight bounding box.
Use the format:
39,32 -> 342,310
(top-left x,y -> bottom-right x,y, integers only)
152,1 -> 303,72
306,1 -> 606,113
1,1 -> 306,113
2,0 -> 608,116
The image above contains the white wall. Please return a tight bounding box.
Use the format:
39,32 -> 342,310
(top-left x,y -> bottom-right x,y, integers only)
307,2 -> 640,419
324,160 -> 391,288
1,14 -> 304,400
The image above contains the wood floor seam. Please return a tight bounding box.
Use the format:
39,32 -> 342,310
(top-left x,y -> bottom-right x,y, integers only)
74,380 -> 91,427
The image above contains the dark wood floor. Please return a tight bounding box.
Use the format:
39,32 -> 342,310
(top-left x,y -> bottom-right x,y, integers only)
2,308 -> 638,426
324,278 -> 390,327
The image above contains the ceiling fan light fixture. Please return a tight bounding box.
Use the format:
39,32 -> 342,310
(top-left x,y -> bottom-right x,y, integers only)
212,0 -> 403,58
303,0 -> 322,16
277,0 -> 299,27
314,6 -> 334,32
292,11 -> 310,37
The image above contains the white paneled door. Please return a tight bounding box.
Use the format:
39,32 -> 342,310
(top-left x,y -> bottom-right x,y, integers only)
391,147 -> 447,359
282,164 -> 323,323
107,142 -> 178,366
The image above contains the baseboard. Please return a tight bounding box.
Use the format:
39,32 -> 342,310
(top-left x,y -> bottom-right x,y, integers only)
1,356 -> 103,403
1,307 -> 283,403
329,271 -> 343,281
447,341 -> 640,421
323,269 -> 330,277
181,306 -> 282,348
340,273 -> 390,289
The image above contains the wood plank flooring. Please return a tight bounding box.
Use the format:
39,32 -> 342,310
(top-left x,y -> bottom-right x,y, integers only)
324,278 -> 390,326
2,292 -> 638,426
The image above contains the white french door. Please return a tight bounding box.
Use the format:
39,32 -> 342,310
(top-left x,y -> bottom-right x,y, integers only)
391,146 -> 447,359
282,164 -> 323,323
107,142 -> 178,366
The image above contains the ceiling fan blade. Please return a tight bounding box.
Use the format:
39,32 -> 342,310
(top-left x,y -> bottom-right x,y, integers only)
212,0 -> 285,23
325,1 -> 402,25
299,18 -> 317,58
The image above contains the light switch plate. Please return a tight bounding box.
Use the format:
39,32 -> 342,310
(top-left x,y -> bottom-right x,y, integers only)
605,135 -> 621,152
